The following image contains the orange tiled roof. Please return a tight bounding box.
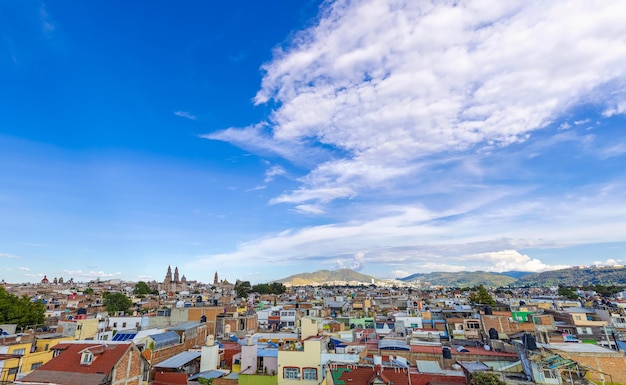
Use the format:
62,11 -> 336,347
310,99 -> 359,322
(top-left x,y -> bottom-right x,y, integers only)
25,342 -> 131,376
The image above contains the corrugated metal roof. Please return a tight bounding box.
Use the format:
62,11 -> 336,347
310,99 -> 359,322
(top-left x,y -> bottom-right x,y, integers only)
188,370 -> 227,380
416,360 -> 443,373
153,351 -> 201,368
149,331 -> 180,349
378,339 -> 410,350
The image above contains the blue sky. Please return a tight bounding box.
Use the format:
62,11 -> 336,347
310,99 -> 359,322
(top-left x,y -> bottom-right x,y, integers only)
2,0 -> 626,285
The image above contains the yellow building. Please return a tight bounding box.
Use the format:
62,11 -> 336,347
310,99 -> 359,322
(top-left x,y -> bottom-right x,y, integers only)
57,317 -> 99,340
0,334 -> 75,381
277,335 -> 324,384
1,340 -> 31,383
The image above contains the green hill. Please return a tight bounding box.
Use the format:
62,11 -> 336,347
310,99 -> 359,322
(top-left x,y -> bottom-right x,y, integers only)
516,266 -> 626,287
276,269 -> 378,286
399,271 -> 517,288
276,266 -> 626,288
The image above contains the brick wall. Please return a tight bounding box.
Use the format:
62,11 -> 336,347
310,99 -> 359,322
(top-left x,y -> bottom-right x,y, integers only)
481,314 -> 535,335
112,345 -> 144,385
187,307 -> 225,335
558,352 -> 626,384
145,343 -> 187,366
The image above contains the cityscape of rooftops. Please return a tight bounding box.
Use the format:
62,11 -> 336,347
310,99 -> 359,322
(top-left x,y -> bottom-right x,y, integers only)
5,2 -> 626,384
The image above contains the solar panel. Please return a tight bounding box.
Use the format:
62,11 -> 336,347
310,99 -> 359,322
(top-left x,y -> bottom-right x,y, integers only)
112,333 -> 137,341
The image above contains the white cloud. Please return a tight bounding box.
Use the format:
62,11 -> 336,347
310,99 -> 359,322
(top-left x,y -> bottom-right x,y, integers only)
62,270 -> 122,280
0,253 -> 21,259
466,250 -> 570,272
190,179 -> 626,278
192,0 -> 626,280
174,111 -> 197,120
598,143 -> 626,159
389,270 -> 410,279
206,0 -> 626,209
602,101 -> 626,117
19,267 -> 30,271
264,164 -> 286,183
292,204 -> 326,215
592,258 -> 624,267
335,251 -> 366,271
137,275 -> 153,280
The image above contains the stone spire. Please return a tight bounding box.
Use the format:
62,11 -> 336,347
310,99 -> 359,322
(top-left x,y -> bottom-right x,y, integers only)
174,267 -> 180,282
214,272 -> 218,285
165,266 -> 172,283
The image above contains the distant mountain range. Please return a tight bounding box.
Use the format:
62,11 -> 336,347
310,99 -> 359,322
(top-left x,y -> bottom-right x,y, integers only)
275,269 -> 380,286
397,271 -> 520,288
276,266 -> 626,287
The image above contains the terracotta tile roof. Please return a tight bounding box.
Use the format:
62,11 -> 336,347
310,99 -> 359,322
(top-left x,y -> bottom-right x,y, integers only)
18,342 -> 132,385
18,371 -> 108,385
333,364 -> 413,385
330,364 -> 467,385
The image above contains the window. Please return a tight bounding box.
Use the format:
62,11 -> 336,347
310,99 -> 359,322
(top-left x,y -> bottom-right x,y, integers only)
113,322 -> 118,328
122,322 -> 127,328
284,367 -> 300,379
543,369 -> 557,379
575,316 -> 582,321
303,368 -> 317,380
44,344 -> 49,351
12,348 -> 25,355
31,362 -> 43,370
81,352 -> 94,365
8,367 -> 18,375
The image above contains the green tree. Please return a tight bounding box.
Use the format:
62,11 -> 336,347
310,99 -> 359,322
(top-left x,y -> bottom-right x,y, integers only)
235,280 -> 252,298
469,372 -> 506,385
468,284 -> 496,305
103,292 -> 133,315
83,287 -> 94,295
557,285 -> 579,300
134,281 -> 152,295
269,282 -> 286,294
0,287 -> 45,329
252,283 -> 271,294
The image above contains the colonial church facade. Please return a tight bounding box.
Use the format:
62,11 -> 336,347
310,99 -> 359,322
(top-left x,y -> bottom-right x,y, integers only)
158,265 -> 188,293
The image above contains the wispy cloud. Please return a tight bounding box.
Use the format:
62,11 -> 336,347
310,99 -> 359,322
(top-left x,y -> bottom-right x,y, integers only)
18,242 -> 50,247
174,111 -> 197,120
264,164 -> 286,183
62,270 -> 122,281
19,267 -> 30,271
195,0 -> 626,278
39,4 -> 55,37
207,0 -> 626,209
191,179 -> 626,277
0,253 -> 21,259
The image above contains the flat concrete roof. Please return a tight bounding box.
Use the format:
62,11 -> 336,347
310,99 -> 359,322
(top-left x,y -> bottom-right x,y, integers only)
542,343 -> 616,354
